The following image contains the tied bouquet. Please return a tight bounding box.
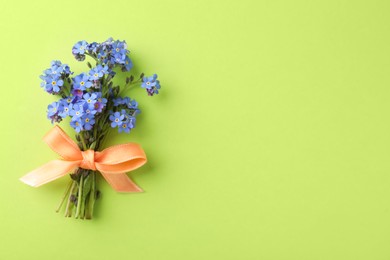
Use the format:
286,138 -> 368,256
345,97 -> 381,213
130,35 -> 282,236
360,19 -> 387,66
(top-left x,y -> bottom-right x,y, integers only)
20,38 -> 161,219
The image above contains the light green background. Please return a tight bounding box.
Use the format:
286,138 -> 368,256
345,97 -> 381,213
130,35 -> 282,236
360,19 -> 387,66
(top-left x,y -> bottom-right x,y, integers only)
0,0 -> 389,259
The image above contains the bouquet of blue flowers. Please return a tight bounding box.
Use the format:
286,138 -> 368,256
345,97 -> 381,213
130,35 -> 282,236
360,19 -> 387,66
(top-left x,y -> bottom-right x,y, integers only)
20,38 -> 161,219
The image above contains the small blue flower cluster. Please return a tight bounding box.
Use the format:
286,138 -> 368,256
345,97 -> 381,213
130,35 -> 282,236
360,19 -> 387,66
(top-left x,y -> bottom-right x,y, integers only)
110,97 -> 140,133
44,63 -> 110,132
44,61 -> 111,132
47,92 -> 107,132
71,64 -> 110,97
40,61 -> 72,94
41,38 -> 160,134
72,38 -> 133,72
141,74 -> 161,96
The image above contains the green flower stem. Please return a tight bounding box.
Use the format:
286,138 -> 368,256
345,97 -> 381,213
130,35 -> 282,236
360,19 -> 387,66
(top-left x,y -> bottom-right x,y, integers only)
85,172 -> 96,219
98,126 -> 111,149
56,179 -> 73,213
80,195 -> 85,219
75,174 -> 84,218
79,132 -> 88,151
119,79 -> 141,95
85,53 -> 98,63
64,180 -> 77,217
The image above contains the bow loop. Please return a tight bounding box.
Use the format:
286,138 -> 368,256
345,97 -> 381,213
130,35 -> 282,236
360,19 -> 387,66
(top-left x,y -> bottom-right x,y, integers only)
44,126 -> 82,160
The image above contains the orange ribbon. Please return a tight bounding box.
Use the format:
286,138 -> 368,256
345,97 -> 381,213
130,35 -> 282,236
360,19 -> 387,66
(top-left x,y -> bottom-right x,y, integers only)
20,126 -> 147,192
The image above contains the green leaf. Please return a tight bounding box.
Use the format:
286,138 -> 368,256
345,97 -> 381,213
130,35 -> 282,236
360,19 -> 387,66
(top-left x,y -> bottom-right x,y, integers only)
89,141 -> 97,150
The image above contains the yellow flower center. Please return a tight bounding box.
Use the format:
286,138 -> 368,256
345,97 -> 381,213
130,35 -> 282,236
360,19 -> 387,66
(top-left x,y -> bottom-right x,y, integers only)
80,81 -> 85,86
51,81 -> 56,85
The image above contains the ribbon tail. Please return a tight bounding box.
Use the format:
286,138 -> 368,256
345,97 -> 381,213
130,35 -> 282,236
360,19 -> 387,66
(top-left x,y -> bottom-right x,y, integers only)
100,172 -> 143,193
20,160 -> 79,187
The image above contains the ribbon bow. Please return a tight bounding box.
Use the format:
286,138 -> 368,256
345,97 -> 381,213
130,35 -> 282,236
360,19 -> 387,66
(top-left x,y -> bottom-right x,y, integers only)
20,126 -> 147,192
